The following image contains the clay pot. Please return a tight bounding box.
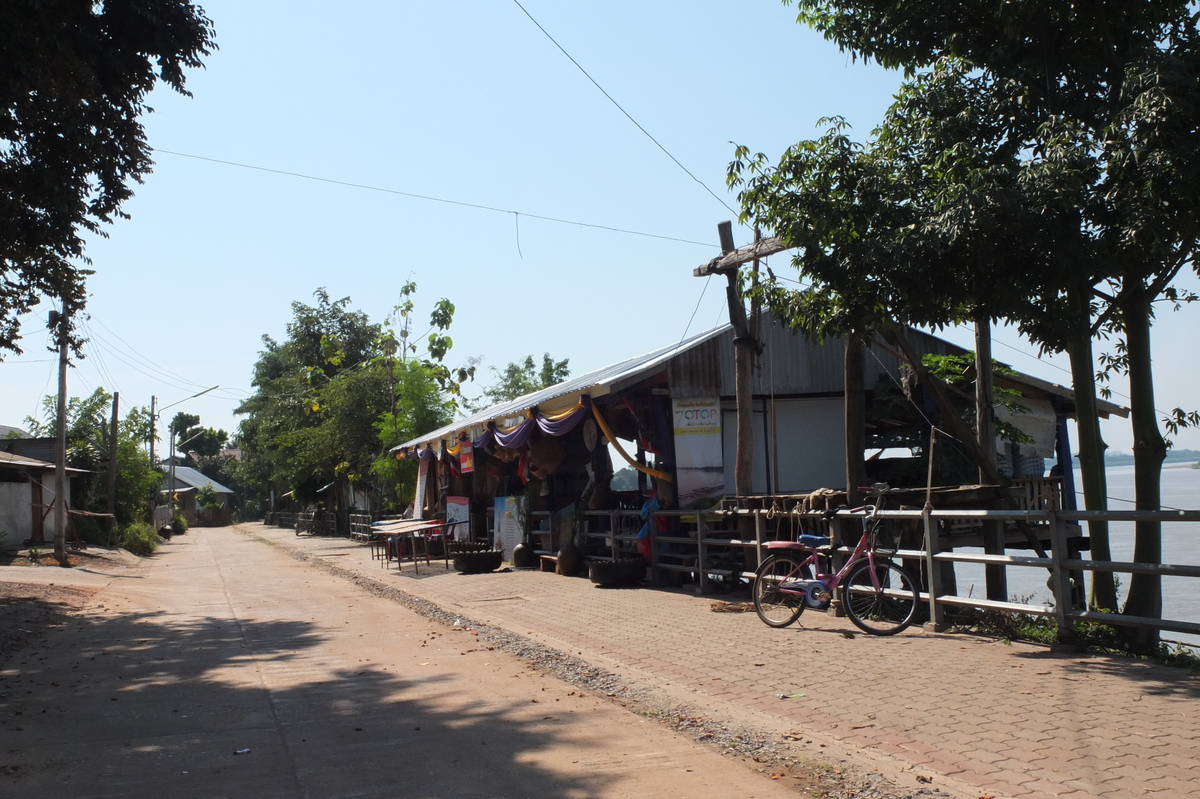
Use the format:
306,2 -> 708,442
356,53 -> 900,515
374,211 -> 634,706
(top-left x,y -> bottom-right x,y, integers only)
512,539 -> 538,568
556,536 -> 584,576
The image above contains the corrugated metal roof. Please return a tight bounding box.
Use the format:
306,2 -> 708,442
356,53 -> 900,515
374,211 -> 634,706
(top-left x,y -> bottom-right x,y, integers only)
0,450 -> 89,473
394,324 -> 729,450
168,466 -> 235,493
395,313 -> 1127,451
0,451 -> 54,470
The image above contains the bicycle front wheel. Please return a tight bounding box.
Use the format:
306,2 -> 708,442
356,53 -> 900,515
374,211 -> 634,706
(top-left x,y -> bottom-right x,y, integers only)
841,560 -> 919,635
753,554 -> 807,628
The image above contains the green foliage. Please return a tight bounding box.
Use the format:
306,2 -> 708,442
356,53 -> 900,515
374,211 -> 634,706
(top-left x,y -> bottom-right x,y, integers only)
467,353 -> 571,411
750,0 -> 1200,633
119,522 -> 160,557
0,0 -> 215,355
24,388 -> 159,525
195,484 -> 220,510
237,285 -> 467,509
172,515 -> 188,535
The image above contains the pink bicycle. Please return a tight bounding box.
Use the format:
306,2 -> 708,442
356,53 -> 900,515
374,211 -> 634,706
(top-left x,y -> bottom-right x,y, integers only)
752,483 -> 920,635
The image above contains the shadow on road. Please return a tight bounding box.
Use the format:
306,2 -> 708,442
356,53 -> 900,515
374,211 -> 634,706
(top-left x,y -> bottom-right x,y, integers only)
1,598 -> 621,798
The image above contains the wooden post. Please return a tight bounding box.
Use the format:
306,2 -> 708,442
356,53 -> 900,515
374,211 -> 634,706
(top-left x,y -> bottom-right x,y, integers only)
1048,509 -> 1074,643
844,334 -> 866,507
717,222 -> 756,502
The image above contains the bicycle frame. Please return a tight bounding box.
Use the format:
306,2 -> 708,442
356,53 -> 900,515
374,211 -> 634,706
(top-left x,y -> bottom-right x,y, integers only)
764,492 -> 889,599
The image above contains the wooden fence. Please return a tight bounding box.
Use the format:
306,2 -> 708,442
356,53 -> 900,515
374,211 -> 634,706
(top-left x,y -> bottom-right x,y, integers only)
511,503 -> 1199,641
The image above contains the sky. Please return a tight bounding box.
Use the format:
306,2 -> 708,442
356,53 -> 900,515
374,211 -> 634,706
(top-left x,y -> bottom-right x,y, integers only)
3,0 -> 1198,455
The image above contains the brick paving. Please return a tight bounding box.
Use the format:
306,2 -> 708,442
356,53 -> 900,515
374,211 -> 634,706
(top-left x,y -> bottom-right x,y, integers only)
247,523 -> 1200,799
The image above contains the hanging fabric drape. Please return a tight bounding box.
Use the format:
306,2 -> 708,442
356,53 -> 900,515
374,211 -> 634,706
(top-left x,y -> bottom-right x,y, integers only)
395,396 -> 595,459
590,403 -> 673,483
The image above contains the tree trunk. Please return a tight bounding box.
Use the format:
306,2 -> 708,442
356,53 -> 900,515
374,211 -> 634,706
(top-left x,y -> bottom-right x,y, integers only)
976,319 -> 1007,602
1063,289 -> 1115,610
1119,287 -> 1165,651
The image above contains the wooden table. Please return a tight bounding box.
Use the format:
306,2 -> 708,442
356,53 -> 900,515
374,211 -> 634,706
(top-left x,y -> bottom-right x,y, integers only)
369,519 -> 467,573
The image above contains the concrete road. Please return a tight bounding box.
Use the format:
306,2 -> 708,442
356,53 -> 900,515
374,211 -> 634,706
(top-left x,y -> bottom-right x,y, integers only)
0,528 -> 800,799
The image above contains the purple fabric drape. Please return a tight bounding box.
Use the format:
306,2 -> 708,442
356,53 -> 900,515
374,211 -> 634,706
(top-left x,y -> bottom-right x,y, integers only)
491,418 -> 536,449
400,395 -> 595,459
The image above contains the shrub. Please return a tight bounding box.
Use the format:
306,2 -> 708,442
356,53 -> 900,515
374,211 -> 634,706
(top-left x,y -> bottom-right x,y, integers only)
120,522 -> 160,557
74,515 -> 107,545
172,515 -> 188,535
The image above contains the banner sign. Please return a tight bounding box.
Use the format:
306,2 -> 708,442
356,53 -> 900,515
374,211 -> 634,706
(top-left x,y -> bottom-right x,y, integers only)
413,458 -> 428,520
446,495 -> 470,541
673,398 -> 725,508
494,496 -> 523,560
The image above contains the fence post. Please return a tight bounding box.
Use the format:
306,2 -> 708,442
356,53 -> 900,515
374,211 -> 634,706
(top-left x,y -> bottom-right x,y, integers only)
609,509 -> 618,558
648,509 -> 661,586
1048,510 -> 1074,642
754,509 -> 764,571
696,512 -> 708,594
922,505 -> 949,632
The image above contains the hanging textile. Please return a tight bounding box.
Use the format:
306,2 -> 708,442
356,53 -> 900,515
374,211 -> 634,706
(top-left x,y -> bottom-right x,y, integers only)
591,403 -> 673,483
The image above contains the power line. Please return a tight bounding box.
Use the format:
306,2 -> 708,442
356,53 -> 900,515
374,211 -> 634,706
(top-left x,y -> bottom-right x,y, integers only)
511,0 -> 738,217
151,148 -> 718,250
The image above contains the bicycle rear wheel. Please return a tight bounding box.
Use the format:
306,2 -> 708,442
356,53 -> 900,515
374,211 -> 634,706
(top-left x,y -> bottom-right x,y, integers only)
841,559 -> 919,635
752,554 -> 807,628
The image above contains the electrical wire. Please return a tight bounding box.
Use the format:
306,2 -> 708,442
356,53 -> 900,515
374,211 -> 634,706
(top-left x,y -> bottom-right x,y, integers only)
511,0 -> 738,217
92,318 -> 223,391
151,148 -> 719,250
674,274 -> 712,353
79,318 -> 121,394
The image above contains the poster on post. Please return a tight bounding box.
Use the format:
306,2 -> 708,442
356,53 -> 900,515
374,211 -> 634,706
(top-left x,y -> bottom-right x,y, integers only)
413,458 -> 428,520
445,496 -> 470,542
494,496 -> 523,560
673,397 -> 725,508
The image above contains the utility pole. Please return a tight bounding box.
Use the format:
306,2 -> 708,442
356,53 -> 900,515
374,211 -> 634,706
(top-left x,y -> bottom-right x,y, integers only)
52,301 -> 69,566
158,386 -> 219,527
716,222 -> 755,501
695,225 -> 792,501
148,395 -> 157,524
107,392 -> 120,545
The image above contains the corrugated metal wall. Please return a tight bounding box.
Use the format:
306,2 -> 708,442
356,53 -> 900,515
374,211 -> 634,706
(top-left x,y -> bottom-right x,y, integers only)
667,317 -> 966,399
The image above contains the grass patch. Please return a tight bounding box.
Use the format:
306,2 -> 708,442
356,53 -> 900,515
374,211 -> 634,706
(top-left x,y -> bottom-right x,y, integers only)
950,598 -> 1200,671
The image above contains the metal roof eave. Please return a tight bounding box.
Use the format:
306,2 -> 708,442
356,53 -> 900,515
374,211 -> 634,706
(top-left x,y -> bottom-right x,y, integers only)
392,323 -> 730,453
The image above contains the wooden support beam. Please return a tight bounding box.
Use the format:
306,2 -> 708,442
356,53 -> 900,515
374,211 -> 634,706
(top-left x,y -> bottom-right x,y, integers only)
693,235 -> 790,277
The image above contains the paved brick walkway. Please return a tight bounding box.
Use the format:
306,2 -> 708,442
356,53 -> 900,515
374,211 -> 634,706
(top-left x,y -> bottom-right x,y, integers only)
246,522 -> 1200,799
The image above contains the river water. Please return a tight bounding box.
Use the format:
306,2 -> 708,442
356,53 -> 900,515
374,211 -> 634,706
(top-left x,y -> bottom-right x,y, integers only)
952,463 -> 1200,648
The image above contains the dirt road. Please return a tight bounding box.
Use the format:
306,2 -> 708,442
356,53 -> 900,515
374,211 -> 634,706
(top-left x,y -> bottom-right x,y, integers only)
0,528 -> 803,798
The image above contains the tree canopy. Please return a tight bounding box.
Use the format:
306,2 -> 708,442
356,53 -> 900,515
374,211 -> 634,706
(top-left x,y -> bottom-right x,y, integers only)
0,0 -> 215,354
736,1 -> 1200,646
236,287 -> 466,509
468,353 -> 571,410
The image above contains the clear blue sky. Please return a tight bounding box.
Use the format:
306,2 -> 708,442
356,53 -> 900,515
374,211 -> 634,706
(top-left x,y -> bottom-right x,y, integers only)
3,0 -> 1197,454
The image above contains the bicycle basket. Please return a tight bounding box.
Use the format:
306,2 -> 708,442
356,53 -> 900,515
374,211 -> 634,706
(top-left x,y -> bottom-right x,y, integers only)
869,522 -> 903,555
